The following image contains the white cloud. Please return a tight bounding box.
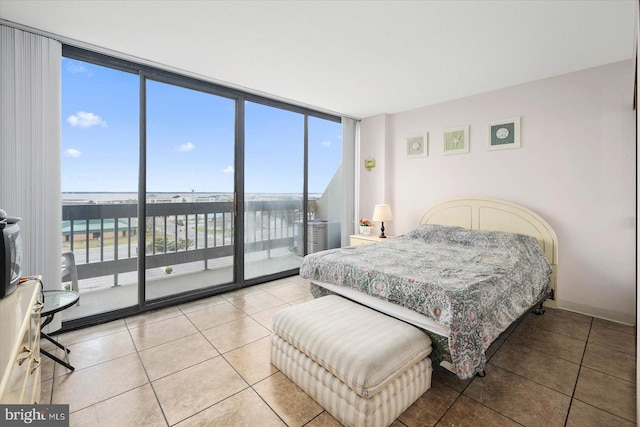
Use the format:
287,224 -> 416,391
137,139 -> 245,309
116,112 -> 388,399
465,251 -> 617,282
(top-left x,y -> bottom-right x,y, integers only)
177,142 -> 195,152
321,140 -> 332,147
64,148 -> 82,158
67,111 -> 107,128
67,62 -> 88,74
223,166 -> 234,174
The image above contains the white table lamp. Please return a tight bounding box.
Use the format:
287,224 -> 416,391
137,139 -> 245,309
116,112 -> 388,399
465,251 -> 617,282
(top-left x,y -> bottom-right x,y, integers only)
372,204 -> 393,238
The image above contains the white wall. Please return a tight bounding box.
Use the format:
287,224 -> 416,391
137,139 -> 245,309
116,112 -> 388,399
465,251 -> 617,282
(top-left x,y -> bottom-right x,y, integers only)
315,164 -> 343,221
359,114 -> 390,220
359,60 -> 636,324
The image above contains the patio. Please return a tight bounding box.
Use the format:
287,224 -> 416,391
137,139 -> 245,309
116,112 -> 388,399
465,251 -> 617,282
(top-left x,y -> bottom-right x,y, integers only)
59,197 -> 341,322
62,247 -> 302,321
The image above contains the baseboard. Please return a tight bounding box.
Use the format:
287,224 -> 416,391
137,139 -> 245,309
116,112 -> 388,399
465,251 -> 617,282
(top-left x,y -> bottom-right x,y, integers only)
556,299 -> 635,326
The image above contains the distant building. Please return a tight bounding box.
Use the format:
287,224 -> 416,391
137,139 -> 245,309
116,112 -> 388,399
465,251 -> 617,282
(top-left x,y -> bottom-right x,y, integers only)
62,218 -> 138,241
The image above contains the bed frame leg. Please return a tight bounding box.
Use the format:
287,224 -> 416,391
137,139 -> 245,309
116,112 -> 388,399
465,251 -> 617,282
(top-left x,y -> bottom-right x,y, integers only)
534,300 -> 545,315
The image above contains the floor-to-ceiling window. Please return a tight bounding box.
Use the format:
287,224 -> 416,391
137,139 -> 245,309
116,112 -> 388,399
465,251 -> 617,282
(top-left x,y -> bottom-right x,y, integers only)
61,46 -> 343,326
307,116 -> 343,253
243,102 -> 304,280
61,56 -> 140,319
242,104 -> 343,281
144,78 -> 236,302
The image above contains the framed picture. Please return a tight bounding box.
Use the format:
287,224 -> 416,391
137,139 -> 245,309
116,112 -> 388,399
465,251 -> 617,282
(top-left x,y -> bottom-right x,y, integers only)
487,117 -> 520,151
406,133 -> 428,158
443,125 -> 469,155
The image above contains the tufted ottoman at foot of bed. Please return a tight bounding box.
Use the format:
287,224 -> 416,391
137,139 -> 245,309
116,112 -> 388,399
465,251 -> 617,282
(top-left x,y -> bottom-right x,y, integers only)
271,295 -> 433,427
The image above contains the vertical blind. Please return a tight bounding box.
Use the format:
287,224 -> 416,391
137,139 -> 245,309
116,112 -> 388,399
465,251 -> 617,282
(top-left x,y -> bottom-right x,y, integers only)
341,117 -> 358,246
1,25 -> 62,329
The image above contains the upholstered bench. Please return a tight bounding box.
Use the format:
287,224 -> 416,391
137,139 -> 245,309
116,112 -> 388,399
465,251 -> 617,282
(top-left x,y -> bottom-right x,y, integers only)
271,295 -> 432,427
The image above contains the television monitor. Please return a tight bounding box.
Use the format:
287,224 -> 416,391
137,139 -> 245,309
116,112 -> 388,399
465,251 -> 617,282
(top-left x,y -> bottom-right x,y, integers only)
0,210 -> 22,299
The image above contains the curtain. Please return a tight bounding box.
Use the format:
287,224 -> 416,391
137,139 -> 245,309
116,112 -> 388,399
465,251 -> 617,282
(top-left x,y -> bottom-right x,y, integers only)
341,117 -> 358,246
1,25 -> 62,330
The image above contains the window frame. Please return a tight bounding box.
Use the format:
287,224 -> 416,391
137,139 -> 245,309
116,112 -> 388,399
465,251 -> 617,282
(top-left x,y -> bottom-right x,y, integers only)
61,45 -> 342,328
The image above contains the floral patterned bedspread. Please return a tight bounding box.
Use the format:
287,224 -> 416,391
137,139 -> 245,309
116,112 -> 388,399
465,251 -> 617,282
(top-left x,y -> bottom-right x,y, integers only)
299,224 -> 552,379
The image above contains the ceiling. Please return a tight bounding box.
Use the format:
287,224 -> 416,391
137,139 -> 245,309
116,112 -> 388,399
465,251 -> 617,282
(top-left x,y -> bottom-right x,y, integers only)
0,0 -> 636,119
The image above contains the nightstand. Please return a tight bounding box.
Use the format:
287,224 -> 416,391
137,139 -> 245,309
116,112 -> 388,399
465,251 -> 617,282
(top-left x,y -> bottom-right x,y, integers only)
349,234 -> 393,246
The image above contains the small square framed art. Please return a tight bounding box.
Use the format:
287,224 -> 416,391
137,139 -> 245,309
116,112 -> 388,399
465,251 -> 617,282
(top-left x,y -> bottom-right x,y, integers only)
443,125 -> 469,155
487,117 -> 520,151
406,133 -> 428,158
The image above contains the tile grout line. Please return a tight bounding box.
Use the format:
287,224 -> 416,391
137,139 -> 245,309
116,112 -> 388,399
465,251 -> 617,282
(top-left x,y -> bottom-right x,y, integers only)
150,306 -> 225,426
49,328 -> 166,420
42,280 -> 305,423
202,297 -> 292,425
222,280 -> 319,426
43,350 -> 58,405
49,319 -> 177,423
44,280 -> 636,426
170,289 -> 294,426
443,310 -> 587,426
563,316 -> 593,427
565,318 -> 637,425
228,296 -> 290,424
126,318 -> 171,426
432,313 -> 528,427
73,324 -> 169,423
165,298 -> 284,425
247,372 -> 291,426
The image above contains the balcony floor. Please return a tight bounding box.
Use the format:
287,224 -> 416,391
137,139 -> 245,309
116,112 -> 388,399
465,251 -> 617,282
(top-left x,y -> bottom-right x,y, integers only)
62,248 -> 302,321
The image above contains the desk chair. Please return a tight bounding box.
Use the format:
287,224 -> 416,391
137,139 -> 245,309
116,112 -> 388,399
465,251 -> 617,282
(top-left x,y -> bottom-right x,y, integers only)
61,251 -> 79,305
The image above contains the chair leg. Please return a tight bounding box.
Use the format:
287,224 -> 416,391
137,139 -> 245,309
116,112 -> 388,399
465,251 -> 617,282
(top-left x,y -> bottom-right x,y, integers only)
62,251 -> 80,306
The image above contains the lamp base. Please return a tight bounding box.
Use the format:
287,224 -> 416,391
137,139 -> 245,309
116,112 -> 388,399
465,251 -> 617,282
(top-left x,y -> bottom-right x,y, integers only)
379,222 -> 387,238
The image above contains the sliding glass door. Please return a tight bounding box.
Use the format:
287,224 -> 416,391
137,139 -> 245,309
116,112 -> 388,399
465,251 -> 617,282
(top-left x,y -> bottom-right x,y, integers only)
243,101 -> 304,280
61,57 -> 140,319
242,102 -> 344,280
144,78 -> 236,301
61,46 -> 343,325
307,116 -> 343,253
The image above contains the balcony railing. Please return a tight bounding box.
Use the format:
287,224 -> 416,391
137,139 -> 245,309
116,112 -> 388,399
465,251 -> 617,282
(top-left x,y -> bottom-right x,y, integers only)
62,200 -> 305,287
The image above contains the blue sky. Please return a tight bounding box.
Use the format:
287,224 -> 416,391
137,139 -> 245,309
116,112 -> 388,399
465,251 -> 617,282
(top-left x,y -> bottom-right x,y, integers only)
61,58 -> 342,194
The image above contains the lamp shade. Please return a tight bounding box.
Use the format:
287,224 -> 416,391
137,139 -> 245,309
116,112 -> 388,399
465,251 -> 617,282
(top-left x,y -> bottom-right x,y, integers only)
372,204 -> 393,222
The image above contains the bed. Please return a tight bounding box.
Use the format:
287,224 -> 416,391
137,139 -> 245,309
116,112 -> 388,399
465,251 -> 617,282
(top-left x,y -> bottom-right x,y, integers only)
299,198 -> 558,380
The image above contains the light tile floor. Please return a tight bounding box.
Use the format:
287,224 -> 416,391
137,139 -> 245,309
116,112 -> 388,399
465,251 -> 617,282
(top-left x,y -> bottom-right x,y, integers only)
40,276 -> 637,426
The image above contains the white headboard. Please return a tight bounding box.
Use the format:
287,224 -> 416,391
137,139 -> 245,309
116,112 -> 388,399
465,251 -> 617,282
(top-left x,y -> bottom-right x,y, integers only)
419,198 -> 558,306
